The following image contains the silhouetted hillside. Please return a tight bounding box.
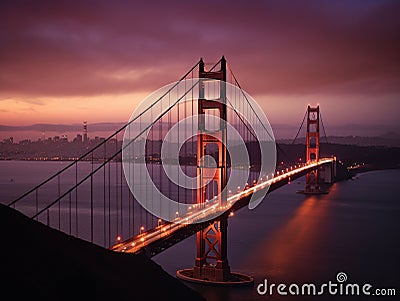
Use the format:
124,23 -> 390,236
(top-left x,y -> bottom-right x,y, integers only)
0,204 -> 205,301
278,135 -> 400,147
277,143 -> 400,170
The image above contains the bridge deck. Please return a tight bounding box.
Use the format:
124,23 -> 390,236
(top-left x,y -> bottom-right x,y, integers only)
110,158 -> 334,257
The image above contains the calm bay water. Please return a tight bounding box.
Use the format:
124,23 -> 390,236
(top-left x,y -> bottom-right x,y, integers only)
1,161 -> 399,300
154,169 -> 400,300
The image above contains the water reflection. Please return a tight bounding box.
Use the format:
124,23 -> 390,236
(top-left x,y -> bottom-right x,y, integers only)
241,194 -> 332,282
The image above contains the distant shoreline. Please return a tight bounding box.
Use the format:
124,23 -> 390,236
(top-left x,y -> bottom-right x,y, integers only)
347,164 -> 400,177
1,158 -> 399,174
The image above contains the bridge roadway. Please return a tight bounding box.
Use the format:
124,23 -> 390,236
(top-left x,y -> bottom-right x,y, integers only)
110,158 -> 334,257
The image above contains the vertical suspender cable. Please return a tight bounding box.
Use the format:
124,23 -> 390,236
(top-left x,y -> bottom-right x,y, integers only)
58,174 -> 60,230
120,138 -> 123,237
115,134 -> 119,239
90,152 -> 94,243
69,192 -> 72,235
103,142 -> 106,246
108,161 -> 111,246
75,162 -> 78,237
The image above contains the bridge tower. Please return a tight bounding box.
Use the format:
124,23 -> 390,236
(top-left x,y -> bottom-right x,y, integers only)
193,57 -> 231,282
305,105 -> 320,193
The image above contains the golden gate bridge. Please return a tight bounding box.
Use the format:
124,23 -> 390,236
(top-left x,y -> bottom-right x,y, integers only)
7,57 -> 336,285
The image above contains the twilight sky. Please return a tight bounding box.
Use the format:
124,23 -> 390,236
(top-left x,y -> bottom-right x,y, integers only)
1,0 -> 399,138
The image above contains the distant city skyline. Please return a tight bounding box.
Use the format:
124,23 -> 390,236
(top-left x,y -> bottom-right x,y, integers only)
1,1 -> 399,134
1,121 -> 398,143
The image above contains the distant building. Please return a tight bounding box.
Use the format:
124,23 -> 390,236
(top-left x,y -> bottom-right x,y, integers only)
2,137 -> 13,144
20,139 -> 31,145
83,121 -> 88,143
74,134 -> 83,143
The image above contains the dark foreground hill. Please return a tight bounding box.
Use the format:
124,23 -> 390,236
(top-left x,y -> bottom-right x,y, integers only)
0,204 -> 205,301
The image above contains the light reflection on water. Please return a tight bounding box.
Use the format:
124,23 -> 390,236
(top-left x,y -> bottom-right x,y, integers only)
155,170 -> 400,301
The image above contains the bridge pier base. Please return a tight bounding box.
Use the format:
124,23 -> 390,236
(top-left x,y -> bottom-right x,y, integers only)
177,216 -> 253,286
193,265 -> 231,282
176,269 -> 254,286
192,218 -> 231,282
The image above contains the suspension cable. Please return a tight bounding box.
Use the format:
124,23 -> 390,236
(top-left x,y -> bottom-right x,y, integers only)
8,60 -> 202,208
319,110 -> 329,144
227,64 -> 275,142
291,109 -> 307,145
227,63 -> 294,164
31,79 -> 201,219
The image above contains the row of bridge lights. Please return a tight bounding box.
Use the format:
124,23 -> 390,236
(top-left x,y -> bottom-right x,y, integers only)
116,205 -> 236,246
116,224 -> 146,243
229,163 -> 306,193
117,218 -> 170,244
115,161 -> 321,246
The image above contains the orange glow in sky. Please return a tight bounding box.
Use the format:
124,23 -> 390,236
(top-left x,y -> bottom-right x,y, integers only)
1,0 -> 399,139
